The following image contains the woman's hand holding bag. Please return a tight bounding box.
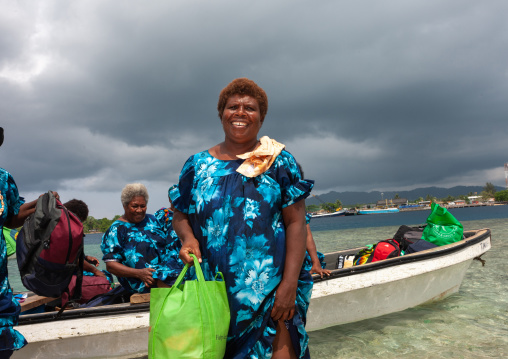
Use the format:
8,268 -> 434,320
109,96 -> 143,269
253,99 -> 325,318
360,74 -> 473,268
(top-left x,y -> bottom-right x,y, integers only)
148,254 -> 230,359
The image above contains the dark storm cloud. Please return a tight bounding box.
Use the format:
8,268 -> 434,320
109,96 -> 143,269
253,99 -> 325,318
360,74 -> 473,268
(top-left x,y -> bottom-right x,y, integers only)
1,0 -> 507,217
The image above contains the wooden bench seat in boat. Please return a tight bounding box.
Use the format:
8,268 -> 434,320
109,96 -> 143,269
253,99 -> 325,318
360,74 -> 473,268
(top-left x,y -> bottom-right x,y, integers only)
19,290 -> 151,312
129,280 -> 170,304
20,295 -> 59,313
130,293 -> 150,304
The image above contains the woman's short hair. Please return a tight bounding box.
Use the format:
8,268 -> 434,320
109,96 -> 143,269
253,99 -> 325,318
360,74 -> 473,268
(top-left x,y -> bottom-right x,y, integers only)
217,78 -> 268,121
63,199 -> 89,223
121,183 -> 149,207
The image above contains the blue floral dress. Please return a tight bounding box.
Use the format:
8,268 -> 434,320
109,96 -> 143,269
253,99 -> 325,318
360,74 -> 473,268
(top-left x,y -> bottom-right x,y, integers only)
0,169 -> 27,352
100,211 -> 183,293
170,149 -> 314,359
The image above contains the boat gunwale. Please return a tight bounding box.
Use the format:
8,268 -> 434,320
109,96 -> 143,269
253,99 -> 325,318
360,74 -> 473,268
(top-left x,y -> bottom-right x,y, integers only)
18,302 -> 150,326
312,228 -> 490,283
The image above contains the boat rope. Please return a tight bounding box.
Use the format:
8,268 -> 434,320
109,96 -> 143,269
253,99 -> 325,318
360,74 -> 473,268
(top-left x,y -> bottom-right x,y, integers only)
473,255 -> 486,267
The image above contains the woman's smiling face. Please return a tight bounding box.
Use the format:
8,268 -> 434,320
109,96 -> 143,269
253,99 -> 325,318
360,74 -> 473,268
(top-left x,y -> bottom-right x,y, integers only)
221,94 -> 262,145
123,195 -> 147,224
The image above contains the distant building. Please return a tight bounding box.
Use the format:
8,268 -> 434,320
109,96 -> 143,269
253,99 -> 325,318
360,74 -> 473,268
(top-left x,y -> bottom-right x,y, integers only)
468,195 -> 482,204
376,198 -> 408,207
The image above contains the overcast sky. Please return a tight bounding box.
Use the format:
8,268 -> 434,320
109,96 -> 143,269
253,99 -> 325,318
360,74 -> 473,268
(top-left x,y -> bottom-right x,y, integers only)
1,0 -> 507,218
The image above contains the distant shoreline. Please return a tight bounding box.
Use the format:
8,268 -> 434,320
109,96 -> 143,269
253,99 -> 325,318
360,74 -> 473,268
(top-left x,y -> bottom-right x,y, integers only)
399,202 -> 506,212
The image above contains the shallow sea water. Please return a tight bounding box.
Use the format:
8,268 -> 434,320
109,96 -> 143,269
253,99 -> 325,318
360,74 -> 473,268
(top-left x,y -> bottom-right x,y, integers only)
8,206 -> 508,358
308,216 -> 508,359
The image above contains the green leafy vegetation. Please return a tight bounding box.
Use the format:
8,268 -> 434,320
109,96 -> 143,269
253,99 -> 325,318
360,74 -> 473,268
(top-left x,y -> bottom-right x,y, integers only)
481,182 -> 497,200
494,190 -> 508,202
305,204 -> 320,213
83,215 -> 121,233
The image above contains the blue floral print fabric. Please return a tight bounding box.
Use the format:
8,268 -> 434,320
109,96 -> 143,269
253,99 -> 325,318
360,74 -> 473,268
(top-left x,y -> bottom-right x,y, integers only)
170,149 -> 314,359
303,213 -> 327,272
101,211 -> 183,293
0,168 -> 27,351
153,207 -> 180,241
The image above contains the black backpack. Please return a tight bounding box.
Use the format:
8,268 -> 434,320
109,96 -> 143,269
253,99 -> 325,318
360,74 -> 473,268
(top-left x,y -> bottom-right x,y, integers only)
405,239 -> 438,254
393,225 -> 426,252
17,191 -> 84,302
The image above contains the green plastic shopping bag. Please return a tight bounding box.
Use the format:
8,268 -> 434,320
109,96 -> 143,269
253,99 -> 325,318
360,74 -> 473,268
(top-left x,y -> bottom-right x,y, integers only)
148,254 -> 230,359
3,227 -> 17,257
422,202 -> 463,246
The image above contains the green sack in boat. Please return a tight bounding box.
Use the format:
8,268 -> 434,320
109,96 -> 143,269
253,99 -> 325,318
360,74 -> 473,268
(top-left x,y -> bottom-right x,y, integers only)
148,254 -> 230,359
422,202 -> 463,246
3,227 -> 18,257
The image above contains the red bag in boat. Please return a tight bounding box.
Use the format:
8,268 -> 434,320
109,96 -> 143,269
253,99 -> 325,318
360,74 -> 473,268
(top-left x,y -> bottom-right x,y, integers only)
17,191 -> 84,299
367,239 -> 401,263
62,275 -> 112,307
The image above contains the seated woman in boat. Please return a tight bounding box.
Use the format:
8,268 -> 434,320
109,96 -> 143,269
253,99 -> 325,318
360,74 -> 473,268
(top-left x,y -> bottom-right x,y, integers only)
101,183 -> 183,293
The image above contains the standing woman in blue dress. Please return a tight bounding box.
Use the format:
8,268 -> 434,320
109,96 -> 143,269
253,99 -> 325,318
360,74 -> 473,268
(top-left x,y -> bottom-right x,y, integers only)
170,78 -> 314,358
0,127 -> 46,358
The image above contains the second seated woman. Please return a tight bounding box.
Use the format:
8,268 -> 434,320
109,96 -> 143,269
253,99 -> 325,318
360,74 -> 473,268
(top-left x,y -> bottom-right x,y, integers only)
170,78 -> 314,358
101,183 -> 183,294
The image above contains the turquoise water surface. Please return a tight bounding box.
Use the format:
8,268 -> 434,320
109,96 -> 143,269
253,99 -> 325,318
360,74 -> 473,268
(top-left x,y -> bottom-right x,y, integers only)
308,216 -> 508,358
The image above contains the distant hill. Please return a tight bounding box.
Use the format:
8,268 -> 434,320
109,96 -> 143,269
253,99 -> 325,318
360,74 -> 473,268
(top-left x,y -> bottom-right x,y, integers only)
307,185 -> 505,207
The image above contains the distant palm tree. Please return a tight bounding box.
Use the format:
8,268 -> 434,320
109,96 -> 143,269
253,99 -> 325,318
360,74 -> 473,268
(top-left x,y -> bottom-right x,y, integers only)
483,182 -> 496,196
335,199 -> 342,209
444,195 -> 455,203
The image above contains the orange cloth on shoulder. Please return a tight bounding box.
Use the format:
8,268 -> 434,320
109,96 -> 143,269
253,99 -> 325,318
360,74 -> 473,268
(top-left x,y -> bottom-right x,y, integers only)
236,136 -> 285,178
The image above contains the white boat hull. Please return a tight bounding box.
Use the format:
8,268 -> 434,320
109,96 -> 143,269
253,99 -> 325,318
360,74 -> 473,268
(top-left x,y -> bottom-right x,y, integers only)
308,253 -> 476,330
308,229 -> 490,331
13,229 -> 491,359
357,208 -> 399,214
311,210 -> 346,218
15,312 -> 149,358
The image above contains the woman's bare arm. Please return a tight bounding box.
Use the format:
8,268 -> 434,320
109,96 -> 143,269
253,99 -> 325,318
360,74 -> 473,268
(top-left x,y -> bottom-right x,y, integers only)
5,191 -> 59,228
306,224 -> 331,278
5,199 -> 37,228
271,200 -> 307,321
105,261 -> 155,288
173,209 -> 201,265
